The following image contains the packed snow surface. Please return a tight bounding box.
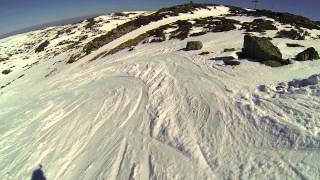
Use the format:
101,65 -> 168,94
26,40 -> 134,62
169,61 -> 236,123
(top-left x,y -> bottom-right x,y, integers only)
1,5 -> 320,180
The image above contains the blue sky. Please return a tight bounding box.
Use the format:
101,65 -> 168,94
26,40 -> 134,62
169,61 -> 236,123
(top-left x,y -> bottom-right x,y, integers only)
0,0 -> 319,35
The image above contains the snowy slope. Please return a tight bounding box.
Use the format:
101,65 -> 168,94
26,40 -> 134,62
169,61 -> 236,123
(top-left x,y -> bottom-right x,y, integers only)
1,4 -> 320,180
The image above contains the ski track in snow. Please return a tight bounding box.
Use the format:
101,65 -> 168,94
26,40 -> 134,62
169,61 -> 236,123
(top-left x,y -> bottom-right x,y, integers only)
1,5 -> 320,180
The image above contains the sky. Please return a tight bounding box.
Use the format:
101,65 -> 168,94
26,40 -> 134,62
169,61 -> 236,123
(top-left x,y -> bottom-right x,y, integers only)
0,0 -> 319,35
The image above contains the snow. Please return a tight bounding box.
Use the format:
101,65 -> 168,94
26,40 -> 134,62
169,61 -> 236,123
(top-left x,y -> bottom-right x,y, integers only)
189,27 -> 205,34
1,5 -> 320,180
225,15 -> 273,23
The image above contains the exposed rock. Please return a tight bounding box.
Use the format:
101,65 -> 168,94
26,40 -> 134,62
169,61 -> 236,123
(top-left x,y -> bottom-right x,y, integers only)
262,60 -> 284,67
199,51 -> 210,55
84,17 -> 97,29
79,35 -> 88,41
275,29 -> 309,40
83,14 -> 162,54
210,56 -> 236,61
242,35 -> 283,62
288,74 -> 320,88
17,74 -> 24,79
169,20 -> 192,40
0,57 -> 9,62
67,54 -> 81,64
224,60 -> 240,66
158,3 -> 211,16
113,12 -> 127,17
35,40 -> 50,53
258,85 -> 271,93
210,18 -> 237,32
57,40 -> 75,46
148,24 -> 168,42
286,43 -> 304,47
2,69 -> 12,75
186,41 -> 203,51
295,47 -> 320,61
190,31 -> 207,37
149,37 -> 166,43
224,48 -> 236,52
241,19 -> 277,32
105,33 -> 149,56
194,17 -> 238,33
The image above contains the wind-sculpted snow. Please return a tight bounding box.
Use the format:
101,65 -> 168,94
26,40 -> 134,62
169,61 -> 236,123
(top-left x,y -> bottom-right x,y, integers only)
1,4 -> 320,180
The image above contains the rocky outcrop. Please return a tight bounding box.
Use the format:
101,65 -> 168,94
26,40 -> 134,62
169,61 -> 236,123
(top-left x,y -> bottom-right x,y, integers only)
193,17 -> 238,33
275,29 -> 309,40
241,19 -> 277,32
288,74 -> 320,88
169,20 -> 192,40
295,47 -> 320,61
35,40 -> 50,53
186,41 -> 203,51
241,35 -> 283,62
228,7 -> 320,30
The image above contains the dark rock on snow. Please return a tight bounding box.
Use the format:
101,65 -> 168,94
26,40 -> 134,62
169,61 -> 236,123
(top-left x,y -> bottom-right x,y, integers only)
295,47 -> 320,61
0,57 -> 9,62
224,48 -> 236,52
275,29 -> 308,40
286,43 -> 304,47
170,20 -> 193,40
242,35 -> 283,62
241,19 -> 277,32
2,69 -> 12,75
262,60 -> 284,67
199,51 -> 210,55
35,40 -> 50,53
224,60 -> 241,66
186,41 -> 203,51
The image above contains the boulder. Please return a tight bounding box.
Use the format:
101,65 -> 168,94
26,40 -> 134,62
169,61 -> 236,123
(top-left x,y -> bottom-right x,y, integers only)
2,69 -> 12,75
242,35 -> 283,62
295,47 -> 320,61
35,40 -> 50,53
186,41 -> 203,51
286,43 -> 304,47
224,60 -> 240,66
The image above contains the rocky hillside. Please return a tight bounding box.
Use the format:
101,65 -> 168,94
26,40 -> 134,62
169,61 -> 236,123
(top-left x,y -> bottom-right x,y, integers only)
1,3 -> 320,180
